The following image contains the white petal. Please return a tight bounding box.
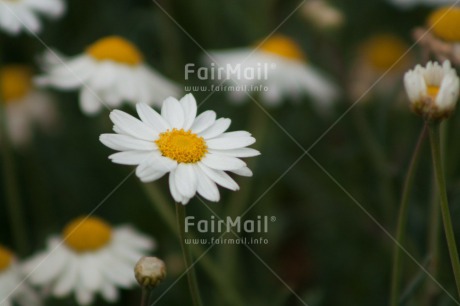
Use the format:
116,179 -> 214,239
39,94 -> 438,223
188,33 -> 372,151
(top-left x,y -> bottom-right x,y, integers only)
197,163 -> 239,190
207,136 -> 256,150
101,283 -> 118,302
209,148 -> 260,158
110,110 -> 157,141
230,166 -> 253,177
180,94 -> 197,130
109,151 -> 153,165
169,171 -> 187,204
174,164 -> 198,199
191,111 -> 216,134
199,118 -> 231,139
201,154 -> 246,170
75,286 -> 94,306
52,255 -> 79,297
79,255 -> 102,292
161,97 -> 184,129
194,165 -> 220,202
80,87 -> 103,115
136,103 -> 170,132
100,134 -> 156,151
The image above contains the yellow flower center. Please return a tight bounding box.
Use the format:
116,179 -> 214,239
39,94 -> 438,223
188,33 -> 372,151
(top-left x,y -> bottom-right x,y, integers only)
258,35 -> 306,61
86,36 -> 144,65
155,128 -> 208,164
361,34 -> 408,71
428,7 -> 460,42
427,85 -> 440,99
62,217 -> 112,253
0,65 -> 33,103
0,246 -> 13,272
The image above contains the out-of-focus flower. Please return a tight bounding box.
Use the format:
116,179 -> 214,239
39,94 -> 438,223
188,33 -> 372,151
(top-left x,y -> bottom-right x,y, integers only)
349,34 -> 412,102
23,217 -> 155,305
301,0 -> 345,31
100,94 -> 260,204
35,36 -> 180,116
206,34 -> 339,110
0,0 -> 65,35
387,0 -> 459,9
413,7 -> 460,65
404,60 -> 459,120
0,245 -> 42,306
0,65 -> 57,147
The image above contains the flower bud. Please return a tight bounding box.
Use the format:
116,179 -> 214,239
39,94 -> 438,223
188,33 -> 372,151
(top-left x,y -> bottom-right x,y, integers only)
404,60 -> 459,121
134,257 -> 166,288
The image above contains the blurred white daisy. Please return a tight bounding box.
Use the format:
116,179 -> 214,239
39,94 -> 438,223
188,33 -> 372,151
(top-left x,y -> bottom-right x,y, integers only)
349,34 -> 413,102
23,217 -> 155,305
206,34 -> 339,110
1,65 -> 57,147
413,7 -> 460,66
35,36 -> 181,116
0,245 -> 42,306
100,93 -> 260,204
0,0 -> 65,35
301,0 -> 345,31
388,0 -> 459,9
404,60 -> 459,120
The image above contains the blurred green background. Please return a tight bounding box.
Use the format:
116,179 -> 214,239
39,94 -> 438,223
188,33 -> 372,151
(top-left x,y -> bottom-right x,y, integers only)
2,0 -> 460,305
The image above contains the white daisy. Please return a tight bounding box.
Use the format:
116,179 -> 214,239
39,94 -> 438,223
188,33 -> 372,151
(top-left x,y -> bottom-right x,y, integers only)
35,36 -> 181,116
100,93 -> 260,204
0,0 -> 65,35
0,245 -> 42,306
205,34 -> 339,110
1,65 -> 57,147
23,217 -> 155,305
404,60 -> 459,119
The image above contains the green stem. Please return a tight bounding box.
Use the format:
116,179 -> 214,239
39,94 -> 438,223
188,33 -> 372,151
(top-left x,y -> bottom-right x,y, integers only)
176,203 -> 203,306
389,124 -> 427,306
142,183 -> 245,305
140,288 -> 151,306
0,100 -> 28,256
429,122 -> 460,299
423,174 -> 441,306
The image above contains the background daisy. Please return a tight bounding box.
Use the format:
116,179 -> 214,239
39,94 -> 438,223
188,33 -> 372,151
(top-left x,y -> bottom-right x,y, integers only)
100,93 -> 260,204
0,245 -> 42,306
35,36 -> 181,115
23,217 -> 155,305
205,34 -> 339,110
0,65 -> 57,147
0,0 -> 65,35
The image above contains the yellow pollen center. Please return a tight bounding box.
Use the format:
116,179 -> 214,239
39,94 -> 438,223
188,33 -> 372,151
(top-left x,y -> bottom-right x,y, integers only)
155,128 -> 208,163
428,7 -> 460,42
427,85 -> 440,99
362,35 -> 408,71
62,217 -> 112,253
86,36 -> 143,65
0,65 -> 33,103
258,35 -> 306,61
0,246 -> 13,272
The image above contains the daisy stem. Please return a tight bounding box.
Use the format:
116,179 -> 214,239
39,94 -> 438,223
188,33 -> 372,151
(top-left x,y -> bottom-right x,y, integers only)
389,123 -> 427,306
429,122 -> 460,299
142,183 -> 246,305
0,98 -> 29,256
140,288 -> 151,306
176,203 -> 203,306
